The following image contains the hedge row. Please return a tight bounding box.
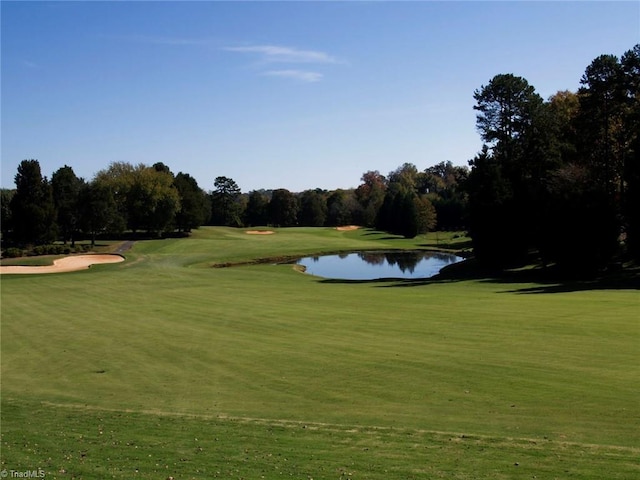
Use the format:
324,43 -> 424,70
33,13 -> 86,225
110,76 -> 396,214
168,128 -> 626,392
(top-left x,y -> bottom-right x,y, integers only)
3,244 -> 92,258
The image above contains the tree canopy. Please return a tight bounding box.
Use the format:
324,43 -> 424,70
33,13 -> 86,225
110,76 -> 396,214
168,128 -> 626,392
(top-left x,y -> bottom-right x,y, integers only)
3,43 -> 638,274
467,44 -> 640,270
9,160 -> 56,244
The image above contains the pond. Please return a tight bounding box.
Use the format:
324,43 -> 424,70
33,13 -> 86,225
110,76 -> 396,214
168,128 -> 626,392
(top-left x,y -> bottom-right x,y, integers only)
295,251 -> 463,280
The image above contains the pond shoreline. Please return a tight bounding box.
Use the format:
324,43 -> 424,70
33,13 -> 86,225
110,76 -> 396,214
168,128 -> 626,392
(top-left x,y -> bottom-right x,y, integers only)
212,248 -> 468,271
211,248 -> 470,280
295,250 -> 463,281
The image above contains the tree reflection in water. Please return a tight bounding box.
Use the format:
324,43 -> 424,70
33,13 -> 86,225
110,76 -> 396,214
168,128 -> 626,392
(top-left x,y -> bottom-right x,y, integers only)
296,251 -> 462,280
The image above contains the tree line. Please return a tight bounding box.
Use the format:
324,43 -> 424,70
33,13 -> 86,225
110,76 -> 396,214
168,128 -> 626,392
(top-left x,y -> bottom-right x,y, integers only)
2,44 -> 638,272
467,44 -> 639,272
0,157 -> 465,251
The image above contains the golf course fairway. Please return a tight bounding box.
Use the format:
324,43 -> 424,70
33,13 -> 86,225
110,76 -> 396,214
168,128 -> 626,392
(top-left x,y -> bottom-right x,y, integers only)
1,227 -> 638,479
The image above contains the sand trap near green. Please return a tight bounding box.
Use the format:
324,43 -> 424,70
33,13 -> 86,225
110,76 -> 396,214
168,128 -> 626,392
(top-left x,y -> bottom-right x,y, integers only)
0,254 -> 124,274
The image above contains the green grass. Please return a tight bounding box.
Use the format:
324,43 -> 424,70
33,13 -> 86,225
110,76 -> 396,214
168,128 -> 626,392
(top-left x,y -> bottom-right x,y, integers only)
1,227 -> 638,479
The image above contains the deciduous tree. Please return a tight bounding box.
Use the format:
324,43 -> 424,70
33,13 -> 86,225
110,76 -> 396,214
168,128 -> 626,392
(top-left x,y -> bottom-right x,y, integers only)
128,166 -> 180,234
326,189 -> 358,227
93,161 -> 139,231
355,171 -> 386,227
421,161 -> 468,230
269,189 -> 298,227
174,172 -> 210,232
299,189 -> 328,227
78,180 -> 121,246
244,190 -> 270,227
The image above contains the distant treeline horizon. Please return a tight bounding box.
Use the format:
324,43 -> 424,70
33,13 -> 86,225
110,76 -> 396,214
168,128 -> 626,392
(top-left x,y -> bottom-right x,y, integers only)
3,43 -> 639,274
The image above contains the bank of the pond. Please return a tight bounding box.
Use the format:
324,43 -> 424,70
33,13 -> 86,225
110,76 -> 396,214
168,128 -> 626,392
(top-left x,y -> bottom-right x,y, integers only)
296,250 -> 463,280
211,248 -> 465,280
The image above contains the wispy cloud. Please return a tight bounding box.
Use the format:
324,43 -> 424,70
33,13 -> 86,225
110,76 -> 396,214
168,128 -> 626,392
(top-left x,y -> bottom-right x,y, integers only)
263,70 -> 324,83
223,44 -> 341,64
224,43 -> 345,82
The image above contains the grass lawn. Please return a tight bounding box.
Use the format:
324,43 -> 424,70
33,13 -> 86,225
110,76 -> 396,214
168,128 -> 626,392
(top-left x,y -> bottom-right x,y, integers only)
1,227 -> 638,479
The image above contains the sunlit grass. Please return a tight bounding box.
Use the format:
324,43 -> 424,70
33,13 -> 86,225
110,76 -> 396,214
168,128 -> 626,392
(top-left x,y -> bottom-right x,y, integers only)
2,227 -> 638,479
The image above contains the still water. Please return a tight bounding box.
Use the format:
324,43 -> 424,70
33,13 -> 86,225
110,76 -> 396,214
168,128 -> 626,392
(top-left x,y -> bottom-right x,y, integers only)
296,251 -> 463,280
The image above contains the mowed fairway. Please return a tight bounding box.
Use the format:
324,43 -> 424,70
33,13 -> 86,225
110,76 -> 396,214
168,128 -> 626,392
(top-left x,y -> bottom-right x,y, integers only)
1,227 -> 638,479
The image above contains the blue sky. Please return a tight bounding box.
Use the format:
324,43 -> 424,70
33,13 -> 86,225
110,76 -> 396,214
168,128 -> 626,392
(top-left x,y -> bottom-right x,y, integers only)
2,1 -> 638,193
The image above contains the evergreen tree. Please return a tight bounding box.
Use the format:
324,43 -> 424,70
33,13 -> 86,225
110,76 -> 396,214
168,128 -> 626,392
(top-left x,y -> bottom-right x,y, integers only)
9,160 -> 56,244
620,45 -> 640,259
210,176 -> 242,226
577,54 -> 626,198
376,181 -> 436,238
466,146 -> 517,265
51,165 -> 82,245
541,164 -> 618,272
470,74 -> 547,264
1,189 -> 15,243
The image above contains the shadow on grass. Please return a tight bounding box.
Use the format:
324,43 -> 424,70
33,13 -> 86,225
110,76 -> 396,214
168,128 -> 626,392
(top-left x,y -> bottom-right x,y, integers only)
419,239 -> 474,251
317,258 -> 640,294
361,230 -> 405,240
497,272 -> 640,294
362,235 -> 406,241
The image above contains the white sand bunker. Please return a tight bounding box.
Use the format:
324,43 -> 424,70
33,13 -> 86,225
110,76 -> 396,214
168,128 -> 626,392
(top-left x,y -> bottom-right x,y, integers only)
0,254 -> 124,275
336,225 -> 360,231
245,230 -> 275,235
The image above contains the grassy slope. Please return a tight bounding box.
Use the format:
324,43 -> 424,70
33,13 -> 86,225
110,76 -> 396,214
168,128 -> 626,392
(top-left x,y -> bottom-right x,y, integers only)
1,227 -> 638,479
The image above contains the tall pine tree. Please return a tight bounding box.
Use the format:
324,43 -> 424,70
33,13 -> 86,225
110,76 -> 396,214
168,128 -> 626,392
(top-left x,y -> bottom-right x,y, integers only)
10,160 -> 56,244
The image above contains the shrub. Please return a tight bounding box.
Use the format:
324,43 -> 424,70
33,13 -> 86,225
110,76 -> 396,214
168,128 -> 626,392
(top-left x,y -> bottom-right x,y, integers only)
45,245 -> 61,255
4,247 -> 23,258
